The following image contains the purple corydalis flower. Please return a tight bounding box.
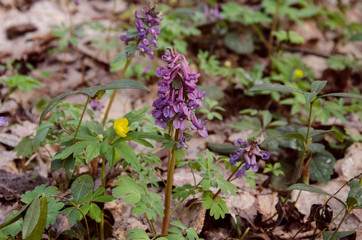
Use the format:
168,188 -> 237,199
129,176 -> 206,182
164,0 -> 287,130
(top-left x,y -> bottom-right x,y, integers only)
90,99 -> 104,111
0,116 -> 7,126
74,0 -> 79,6
152,48 -> 207,148
230,138 -> 270,178
120,6 -> 162,59
204,4 -> 222,22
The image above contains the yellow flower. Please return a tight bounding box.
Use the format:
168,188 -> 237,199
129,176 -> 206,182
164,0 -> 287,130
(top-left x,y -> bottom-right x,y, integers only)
224,60 -> 231,68
294,69 -> 303,79
114,118 -> 130,137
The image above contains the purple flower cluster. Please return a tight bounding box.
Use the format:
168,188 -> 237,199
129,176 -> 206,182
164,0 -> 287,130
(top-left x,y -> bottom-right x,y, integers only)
230,138 -> 270,178
152,48 -> 207,148
204,4 -> 222,22
0,116 -> 7,126
90,99 -> 104,111
120,6 -> 162,60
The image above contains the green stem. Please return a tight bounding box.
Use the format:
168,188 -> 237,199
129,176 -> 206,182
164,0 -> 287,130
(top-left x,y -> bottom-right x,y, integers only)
161,129 -> 180,234
101,157 -> 106,188
240,227 -> 250,240
100,156 -> 106,240
251,24 -> 270,51
0,87 -> 15,109
329,209 -> 349,240
73,96 -> 90,142
293,101 -> 314,185
102,51 -> 136,126
100,211 -> 104,240
282,101 -> 314,206
144,212 -> 156,237
315,208 -> 345,239
268,0 -> 280,57
59,196 -> 90,240
213,161 -> 243,200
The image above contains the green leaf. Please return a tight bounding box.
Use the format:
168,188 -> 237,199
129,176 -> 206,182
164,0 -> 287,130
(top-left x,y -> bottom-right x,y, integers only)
287,184 -> 346,208
62,207 -> 79,227
92,187 -> 105,198
0,203 -> 31,229
347,180 -> 362,208
311,81 -> 327,94
89,203 -> 102,223
288,31 -> 305,44
350,32 -> 362,41
123,107 -> 149,125
272,30 -> 288,42
71,175 -> 94,202
113,176 -> 144,204
224,32 -> 254,54
126,229 -> 151,240
216,175 -> 237,196
173,185 -> 195,200
93,195 -> 116,203
304,81 -> 327,104
323,230 -> 355,240
267,120 -> 287,128
40,79 -> 150,123
21,185 -> 60,203
249,84 -> 303,93
309,129 -> 344,142
207,142 -> 237,155
113,142 -> 140,170
85,141 -> 100,163
282,133 -> 305,143
22,196 -> 47,239
52,141 -> 89,161
307,143 -> 325,152
310,151 -> 336,183
320,92 -> 362,99
202,194 -> 228,220
51,154 -> 75,179
171,221 -> 186,230
14,136 -> 33,158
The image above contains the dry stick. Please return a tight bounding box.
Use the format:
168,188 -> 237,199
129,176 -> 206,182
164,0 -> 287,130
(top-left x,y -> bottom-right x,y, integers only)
161,129 -> 180,234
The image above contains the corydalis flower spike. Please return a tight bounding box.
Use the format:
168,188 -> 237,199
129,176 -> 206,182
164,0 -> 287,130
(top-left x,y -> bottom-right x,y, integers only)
152,48 -> 207,148
120,6 -> 162,59
230,138 -> 270,178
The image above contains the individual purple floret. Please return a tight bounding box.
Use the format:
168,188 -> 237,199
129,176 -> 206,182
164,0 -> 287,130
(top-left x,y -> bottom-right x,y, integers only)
152,48 -> 207,148
0,116 -> 7,126
74,0 -> 79,6
120,6 -> 162,60
230,138 -> 270,178
90,99 -> 104,111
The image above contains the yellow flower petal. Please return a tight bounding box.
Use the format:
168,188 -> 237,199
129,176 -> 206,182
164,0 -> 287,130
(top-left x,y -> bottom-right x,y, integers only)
294,69 -> 303,79
114,118 -> 130,137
